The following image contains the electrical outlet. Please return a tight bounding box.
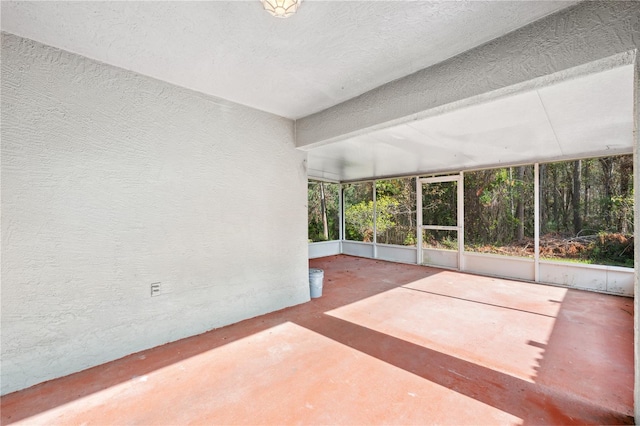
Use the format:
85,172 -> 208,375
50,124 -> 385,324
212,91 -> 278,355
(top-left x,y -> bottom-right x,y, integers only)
151,282 -> 161,297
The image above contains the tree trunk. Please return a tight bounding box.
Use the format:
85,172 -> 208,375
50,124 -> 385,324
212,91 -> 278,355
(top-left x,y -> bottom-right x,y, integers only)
572,160 -> 582,235
540,164 -> 547,235
320,182 -> 329,240
599,157 -> 614,229
583,161 -> 590,223
552,165 -> 559,232
516,166 -> 525,241
618,155 -> 632,234
509,168 -> 514,216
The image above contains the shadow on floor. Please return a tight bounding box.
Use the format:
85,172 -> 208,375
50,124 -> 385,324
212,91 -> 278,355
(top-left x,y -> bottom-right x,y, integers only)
295,311 -> 632,425
1,256 -> 441,424
527,288 -> 634,424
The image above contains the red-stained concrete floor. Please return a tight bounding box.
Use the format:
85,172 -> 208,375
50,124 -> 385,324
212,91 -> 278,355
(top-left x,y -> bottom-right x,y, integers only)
1,255 -> 634,425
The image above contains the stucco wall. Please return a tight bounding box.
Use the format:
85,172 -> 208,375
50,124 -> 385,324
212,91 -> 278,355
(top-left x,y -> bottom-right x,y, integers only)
1,33 -> 310,395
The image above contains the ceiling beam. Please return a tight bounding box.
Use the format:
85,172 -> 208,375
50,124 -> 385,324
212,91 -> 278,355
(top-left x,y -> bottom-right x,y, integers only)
296,1 -> 640,150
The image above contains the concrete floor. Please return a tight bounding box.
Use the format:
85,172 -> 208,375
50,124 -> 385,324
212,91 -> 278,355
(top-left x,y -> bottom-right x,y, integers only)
1,255 -> 634,425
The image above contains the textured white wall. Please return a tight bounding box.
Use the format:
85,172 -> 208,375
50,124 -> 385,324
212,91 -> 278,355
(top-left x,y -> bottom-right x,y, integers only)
1,33 -> 309,395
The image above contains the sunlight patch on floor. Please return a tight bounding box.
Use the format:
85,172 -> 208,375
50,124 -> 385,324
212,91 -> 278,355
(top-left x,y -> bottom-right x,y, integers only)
326,275 -> 568,383
15,321 -> 521,425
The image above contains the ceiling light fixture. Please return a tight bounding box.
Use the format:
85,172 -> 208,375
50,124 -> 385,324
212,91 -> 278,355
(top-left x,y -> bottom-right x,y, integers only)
261,0 -> 301,18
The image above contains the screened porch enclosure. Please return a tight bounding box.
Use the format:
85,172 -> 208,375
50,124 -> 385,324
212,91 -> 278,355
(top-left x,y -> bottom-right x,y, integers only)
2,1 -> 639,422
307,64 -> 635,297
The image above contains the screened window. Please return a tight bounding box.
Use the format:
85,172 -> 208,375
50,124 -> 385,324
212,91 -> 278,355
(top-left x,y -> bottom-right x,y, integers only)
344,182 -> 374,242
539,155 -> 633,267
464,166 -> 534,257
375,178 -> 417,246
308,180 -> 340,242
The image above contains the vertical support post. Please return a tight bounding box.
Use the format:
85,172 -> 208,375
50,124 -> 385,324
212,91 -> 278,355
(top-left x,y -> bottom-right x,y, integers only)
416,177 -> 423,264
339,183 -> 344,254
534,163 -> 540,282
633,54 -> 639,425
458,172 -> 464,271
372,180 -> 377,259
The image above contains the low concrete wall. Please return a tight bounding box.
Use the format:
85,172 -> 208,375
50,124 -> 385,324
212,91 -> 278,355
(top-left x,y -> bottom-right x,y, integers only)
316,240 -> 634,298
309,241 -> 341,259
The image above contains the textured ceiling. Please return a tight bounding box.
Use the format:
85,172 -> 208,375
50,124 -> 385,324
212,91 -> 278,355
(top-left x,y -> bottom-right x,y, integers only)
1,0 -> 578,119
307,65 -> 634,181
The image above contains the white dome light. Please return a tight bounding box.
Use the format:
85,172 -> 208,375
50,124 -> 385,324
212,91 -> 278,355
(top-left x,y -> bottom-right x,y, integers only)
261,0 -> 301,18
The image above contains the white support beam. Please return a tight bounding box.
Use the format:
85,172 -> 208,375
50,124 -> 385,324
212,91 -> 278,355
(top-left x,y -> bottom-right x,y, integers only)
297,1 -> 639,149
416,176 -> 423,265
458,171 -> 464,271
339,183 -> 344,253
420,175 -> 461,184
422,225 -> 458,232
633,52 -> 640,425
534,163 -> 540,282
339,183 -> 344,240
372,180 -> 377,259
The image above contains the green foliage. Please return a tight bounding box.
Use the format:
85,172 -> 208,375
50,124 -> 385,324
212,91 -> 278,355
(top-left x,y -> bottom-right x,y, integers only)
376,179 -> 417,246
423,181 -> 457,226
464,166 -> 534,248
611,193 -> 634,233
540,155 -> 634,235
462,157 -> 634,266
308,181 -> 340,242
591,232 -> 634,267
423,230 -> 457,250
345,196 -> 398,241
343,179 -> 417,245
375,180 -> 402,196
403,233 -> 417,246
309,154 -> 634,267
